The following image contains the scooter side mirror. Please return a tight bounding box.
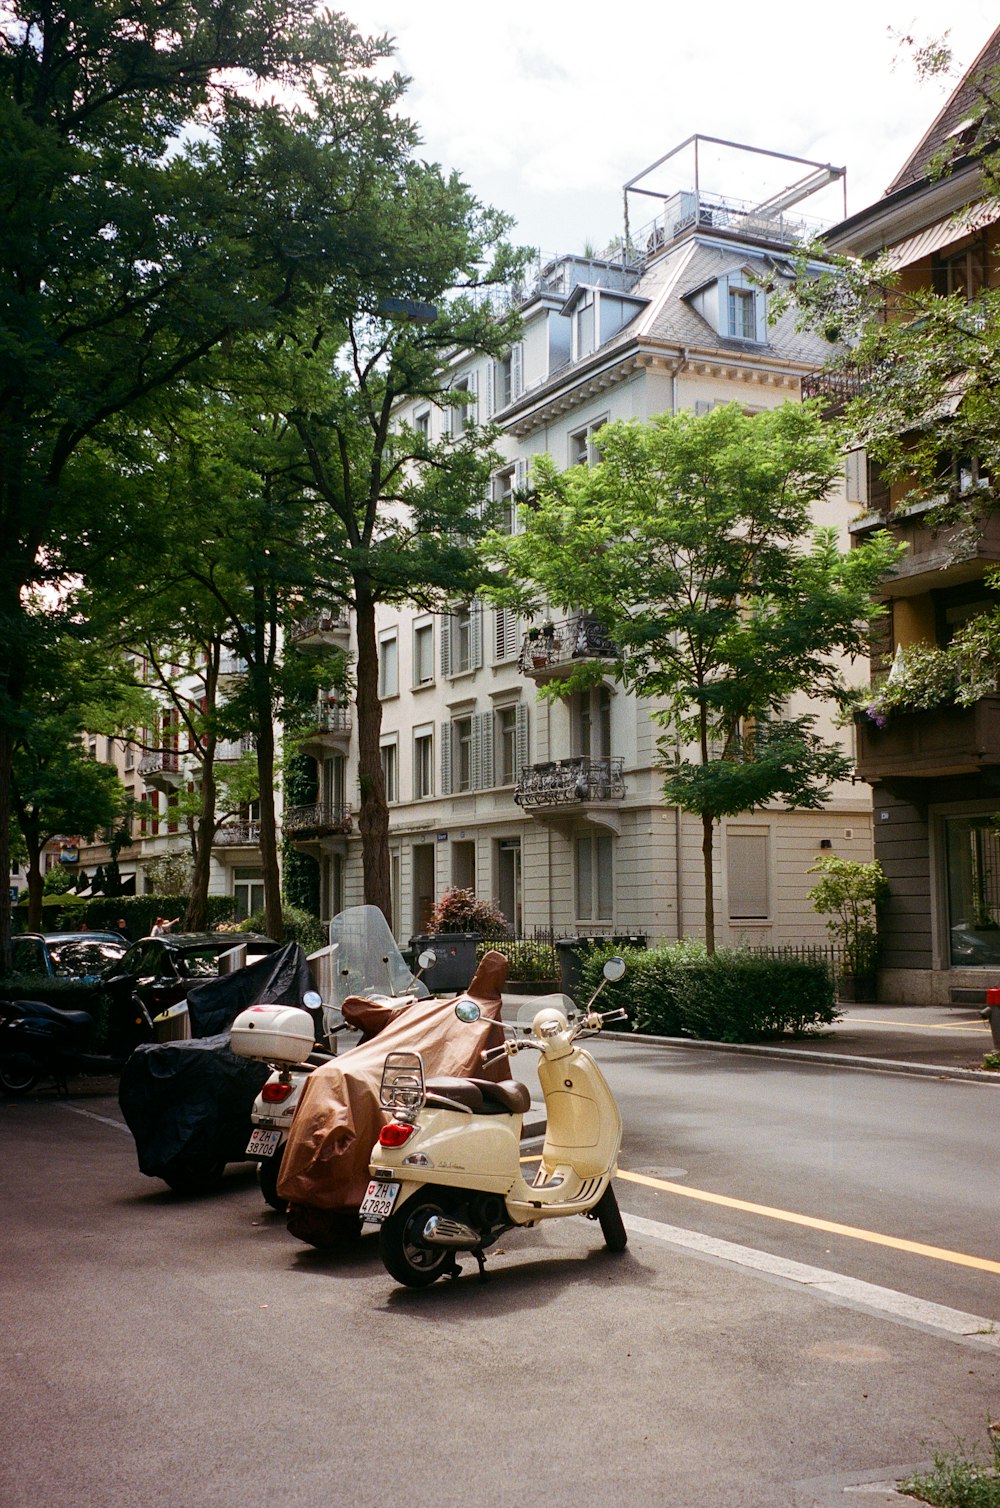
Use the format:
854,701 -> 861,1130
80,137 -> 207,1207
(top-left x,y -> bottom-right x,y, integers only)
416,950 -> 436,972
454,998 -> 481,1023
302,990 -> 323,1010
603,957 -> 626,983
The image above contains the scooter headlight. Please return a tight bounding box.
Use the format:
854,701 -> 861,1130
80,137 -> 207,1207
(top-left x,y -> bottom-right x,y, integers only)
533,1007 -> 568,1040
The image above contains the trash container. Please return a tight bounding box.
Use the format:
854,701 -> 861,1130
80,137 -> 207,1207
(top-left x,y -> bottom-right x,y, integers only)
982,987 -> 1000,1051
409,933 -> 480,994
556,936 -> 646,1002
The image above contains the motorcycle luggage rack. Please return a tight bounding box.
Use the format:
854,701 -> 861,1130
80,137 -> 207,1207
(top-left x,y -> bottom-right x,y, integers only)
379,1051 -> 426,1113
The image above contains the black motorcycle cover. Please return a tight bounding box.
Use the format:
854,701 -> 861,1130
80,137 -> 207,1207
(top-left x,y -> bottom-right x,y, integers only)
118,941 -> 312,1179
185,941 -> 314,1037
118,1032 -> 269,1176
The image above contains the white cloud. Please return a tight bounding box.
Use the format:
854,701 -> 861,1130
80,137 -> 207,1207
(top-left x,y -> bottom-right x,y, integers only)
342,1 -> 999,251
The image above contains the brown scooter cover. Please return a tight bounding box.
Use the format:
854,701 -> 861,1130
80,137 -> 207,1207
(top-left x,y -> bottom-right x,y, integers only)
277,951 -> 509,1217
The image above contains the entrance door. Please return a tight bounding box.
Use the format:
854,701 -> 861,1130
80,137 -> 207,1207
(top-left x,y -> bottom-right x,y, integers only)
412,844 -> 436,934
496,838 -> 522,930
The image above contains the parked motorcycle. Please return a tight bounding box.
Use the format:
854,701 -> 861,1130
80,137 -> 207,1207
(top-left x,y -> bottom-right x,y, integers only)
0,994 -> 149,1096
233,947 -> 437,1211
362,958 -> 629,1287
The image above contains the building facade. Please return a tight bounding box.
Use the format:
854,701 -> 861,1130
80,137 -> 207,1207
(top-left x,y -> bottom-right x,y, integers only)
295,141 -> 876,948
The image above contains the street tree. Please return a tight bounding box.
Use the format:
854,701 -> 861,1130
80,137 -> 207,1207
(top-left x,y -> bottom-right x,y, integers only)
488,402 -> 902,950
0,0 -> 424,959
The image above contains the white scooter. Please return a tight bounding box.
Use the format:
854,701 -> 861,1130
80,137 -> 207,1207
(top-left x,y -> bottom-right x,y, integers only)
362,958 -> 629,1287
232,947 -> 437,1210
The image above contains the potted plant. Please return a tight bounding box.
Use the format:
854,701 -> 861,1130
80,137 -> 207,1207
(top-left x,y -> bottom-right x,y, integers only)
807,857 -> 889,1004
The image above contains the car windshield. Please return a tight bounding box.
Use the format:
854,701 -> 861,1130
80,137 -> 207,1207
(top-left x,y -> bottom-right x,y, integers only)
49,939 -> 126,977
176,946 -> 231,979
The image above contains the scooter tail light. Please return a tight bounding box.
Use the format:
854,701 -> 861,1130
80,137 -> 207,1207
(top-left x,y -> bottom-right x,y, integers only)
379,1121 -> 415,1147
261,1080 -> 295,1104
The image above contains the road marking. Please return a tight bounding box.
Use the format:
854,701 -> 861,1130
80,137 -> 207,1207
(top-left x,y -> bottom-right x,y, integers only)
850,1016 -> 989,1034
617,1168 -> 1000,1276
58,1103 -> 131,1133
623,1213 -> 1000,1349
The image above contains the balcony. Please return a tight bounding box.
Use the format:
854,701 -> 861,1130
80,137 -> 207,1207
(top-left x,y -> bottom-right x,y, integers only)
855,696 -> 1000,782
218,653 -> 248,686
855,500 -> 1000,590
800,364 -> 872,413
518,616 -> 618,682
213,820 -> 261,849
215,735 -> 256,762
297,702 -> 352,759
291,610 -> 351,652
138,749 -> 182,791
514,756 -> 626,831
284,802 -> 353,841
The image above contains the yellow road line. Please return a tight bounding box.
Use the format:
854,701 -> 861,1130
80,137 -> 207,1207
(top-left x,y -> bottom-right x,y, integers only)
616,1168 -> 1000,1276
849,1016 -> 989,1034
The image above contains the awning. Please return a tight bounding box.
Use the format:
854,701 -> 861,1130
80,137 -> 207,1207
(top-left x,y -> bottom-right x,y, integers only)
885,198 -> 1000,269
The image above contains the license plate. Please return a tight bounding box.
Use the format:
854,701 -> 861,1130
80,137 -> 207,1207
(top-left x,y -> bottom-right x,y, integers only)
246,1128 -> 282,1158
359,1179 -> 400,1223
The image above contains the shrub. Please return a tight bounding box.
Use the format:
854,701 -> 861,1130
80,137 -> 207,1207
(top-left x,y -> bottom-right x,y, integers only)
427,887 -> 509,935
579,943 -> 836,1042
475,937 -> 557,982
69,895 -> 236,938
241,904 -> 325,955
807,858 -> 889,977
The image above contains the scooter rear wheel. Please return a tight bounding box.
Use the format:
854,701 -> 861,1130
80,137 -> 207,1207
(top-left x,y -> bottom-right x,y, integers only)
257,1151 -> 286,1212
0,1054 -> 39,1096
594,1183 -> 628,1252
380,1189 -> 457,1288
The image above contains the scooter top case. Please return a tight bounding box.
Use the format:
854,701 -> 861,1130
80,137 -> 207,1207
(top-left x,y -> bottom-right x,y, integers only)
231,1004 -> 314,1065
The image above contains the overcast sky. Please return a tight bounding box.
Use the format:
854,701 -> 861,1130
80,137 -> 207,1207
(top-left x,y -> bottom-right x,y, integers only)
342,2 -> 999,256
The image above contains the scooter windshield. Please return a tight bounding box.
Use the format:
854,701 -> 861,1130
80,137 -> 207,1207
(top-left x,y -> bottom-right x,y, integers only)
514,992 -> 577,1035
329,905 -> 427,1008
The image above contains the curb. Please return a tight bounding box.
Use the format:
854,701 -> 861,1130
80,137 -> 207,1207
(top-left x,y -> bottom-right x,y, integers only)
600,1030 -> 1000,1084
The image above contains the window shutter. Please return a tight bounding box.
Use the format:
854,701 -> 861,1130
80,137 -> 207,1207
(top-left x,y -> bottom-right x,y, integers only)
514,703 -> 529,778
845,449 -> 869,505
467,369 -> 479,423
442,395 -> 452,438
440,720 -> 453,795
717,274 -> 730,337
753,287 -> 767,342
440,613 -> 452,678
513,458 -> 527,534
475,711 -> 494,790
485,362 -> 495,418
494,607 -> 519,663
511,343 -> 523,400
470,602 -> 483,670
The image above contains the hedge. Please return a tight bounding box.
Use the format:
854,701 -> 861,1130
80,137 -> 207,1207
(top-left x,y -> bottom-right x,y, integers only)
578,943 -> 837,1042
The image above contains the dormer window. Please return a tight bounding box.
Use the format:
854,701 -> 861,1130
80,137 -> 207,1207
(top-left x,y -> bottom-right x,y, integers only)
721,271 -> 766,343
728,286 -> 756,340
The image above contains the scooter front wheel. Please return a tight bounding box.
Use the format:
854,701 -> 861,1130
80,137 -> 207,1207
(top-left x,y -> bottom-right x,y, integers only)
0,1054 -> 39,1096
593,1183 -> 628,1252
379,1188 -> 458,1288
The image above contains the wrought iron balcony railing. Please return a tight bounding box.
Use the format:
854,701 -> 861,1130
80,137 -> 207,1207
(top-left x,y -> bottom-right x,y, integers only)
138,749 -> 180,777
308,703 -> 352,737
213,820 -> 261,846
291,609 -> 351,644
283,802 -> 353,836
518,616 -> 618,677
514,756 -> 626,808
215,735 -> 256,762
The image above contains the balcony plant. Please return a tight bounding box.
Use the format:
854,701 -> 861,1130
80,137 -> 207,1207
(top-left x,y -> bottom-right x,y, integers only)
807,857 -> 889,1003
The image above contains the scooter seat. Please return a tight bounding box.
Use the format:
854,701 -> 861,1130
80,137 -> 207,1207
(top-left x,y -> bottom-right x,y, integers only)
425,1076 -> 485,1111
7,999 -> 93,1030
470,1078 -> 532,1115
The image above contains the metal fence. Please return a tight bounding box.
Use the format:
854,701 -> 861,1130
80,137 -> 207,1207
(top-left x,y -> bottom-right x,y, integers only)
737,942 -> 845,977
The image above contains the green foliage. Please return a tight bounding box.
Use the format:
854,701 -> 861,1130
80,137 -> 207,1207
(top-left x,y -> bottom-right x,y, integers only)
475,937 -> 557,982
427,888 -> 509,934
861,610 -> 1000,726
143,854 -> 194,898
71,895 -> 235,937
240,904 -> 325,954
898,1427 -> 1000,1506
807,858 -> 889,976
43,867 -> 74,895
579,943 -> 837,1041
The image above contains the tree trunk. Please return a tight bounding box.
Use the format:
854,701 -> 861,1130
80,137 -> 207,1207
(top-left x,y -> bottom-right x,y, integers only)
185,756 -> 217,932
702,812 -> 716,956
253,685 -> 282,944
0,728 -> 12,970
354,583 -> 391,922
25,844 -> 44,933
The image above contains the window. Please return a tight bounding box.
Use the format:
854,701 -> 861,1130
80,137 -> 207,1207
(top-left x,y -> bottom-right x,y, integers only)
495,467 -> 516,534
727,829 -> 770,921
414,727 -> 434,799
380,740 -> 398,804
497,705 -> 519,785
414,409 -> 430,440
728,286 -> 756,340
933,239 -> 986,301
413,621 -> 434,686
496,837 -> 522,930
945,814 -> 1000,967
447,373 -> 477,437
574,290 -> 596,360
233,867 -> 265,921
493,345 -> 523,410
378,631 -> 398,699
441,602 -> 482,677
576,832 -> 613,921
455,715 -> 474,792
574,685 -> 612,759
568,417 -> 606,468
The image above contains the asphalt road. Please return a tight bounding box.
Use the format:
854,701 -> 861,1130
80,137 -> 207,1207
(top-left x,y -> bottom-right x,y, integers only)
2,1046 -> 998,1508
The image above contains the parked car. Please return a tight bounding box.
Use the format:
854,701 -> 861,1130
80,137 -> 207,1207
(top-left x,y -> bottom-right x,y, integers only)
11,931 -> 128,983
100,932 -> 280,1024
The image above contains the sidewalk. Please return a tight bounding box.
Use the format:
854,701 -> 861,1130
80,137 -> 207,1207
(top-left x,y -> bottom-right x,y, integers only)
502,993 -> 1000,1088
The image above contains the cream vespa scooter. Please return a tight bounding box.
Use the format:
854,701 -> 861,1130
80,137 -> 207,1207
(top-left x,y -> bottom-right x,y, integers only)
362,958 -> 629,1287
